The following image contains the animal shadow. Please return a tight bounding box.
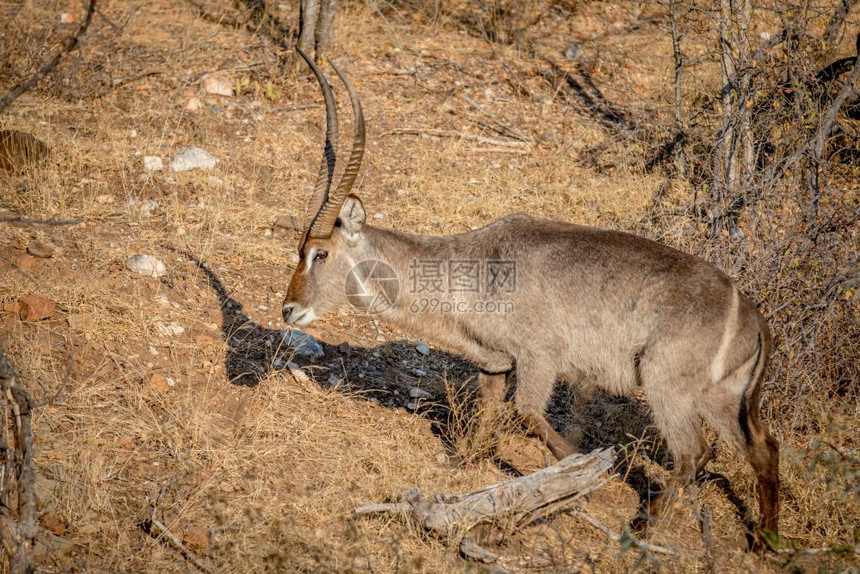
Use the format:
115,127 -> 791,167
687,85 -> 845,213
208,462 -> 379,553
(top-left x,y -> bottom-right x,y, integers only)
187,254 -> 754,534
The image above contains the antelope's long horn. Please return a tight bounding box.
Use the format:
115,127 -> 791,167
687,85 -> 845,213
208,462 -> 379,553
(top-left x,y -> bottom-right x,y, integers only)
307,59 -> 366,236
295,47 -> 338,242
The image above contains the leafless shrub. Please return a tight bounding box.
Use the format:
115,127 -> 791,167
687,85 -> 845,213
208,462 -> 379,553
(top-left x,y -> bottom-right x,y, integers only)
0,347 -> 37,574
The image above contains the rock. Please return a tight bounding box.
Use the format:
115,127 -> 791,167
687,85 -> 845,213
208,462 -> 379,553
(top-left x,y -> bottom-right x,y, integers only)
287,362 -> 312,384
68,313 -> 94,331
406,402 -> 419,411
17,254 -> 38,270
337,342 -> 351,354
139,200 -> 158,216
170,146 -> 218,172
58,12 -> 78,23
201,73 -> 233,96
373,212 -> 385,220
564,43 -> 581,60
409,388 -> 432,400
34,533 -> 75,563
157,322 -> 185,337
185,96 -> 203,111
143,156 -> 163,172
148,373 -> 171,393
280,329 -> 324,358
274,214 -> 303,231
126,254 -> 167,277
35,475 -> 60,505
416,342 -> 430,355
27,241 -> 54,258
411,368 -> 428,377
18,294 -> 56,321
41,512 -> 67,536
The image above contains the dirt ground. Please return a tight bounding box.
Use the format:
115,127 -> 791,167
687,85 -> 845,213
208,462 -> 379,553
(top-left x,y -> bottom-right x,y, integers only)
1,1 -> 858,572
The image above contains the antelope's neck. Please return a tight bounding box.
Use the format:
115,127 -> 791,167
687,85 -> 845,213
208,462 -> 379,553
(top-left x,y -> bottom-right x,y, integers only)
364,224 -> 458,262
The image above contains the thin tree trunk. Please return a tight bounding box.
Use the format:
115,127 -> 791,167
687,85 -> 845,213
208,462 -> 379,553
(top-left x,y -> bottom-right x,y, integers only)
712,0 -> 738,217
669,0 -> 687,178
299,0 -> 320,56
316,0 -> 338,59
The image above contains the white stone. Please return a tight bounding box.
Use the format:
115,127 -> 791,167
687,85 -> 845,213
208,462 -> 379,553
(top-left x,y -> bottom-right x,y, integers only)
201,74 -> 233,96
409,388 -> 432,400
185,96 -> 203,111
126,254 -> 167,278
143,156 -> 163,172
170,147 -> 218,172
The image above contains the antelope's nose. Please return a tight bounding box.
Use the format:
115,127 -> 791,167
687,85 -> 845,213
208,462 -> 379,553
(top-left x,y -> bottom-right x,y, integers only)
282,302 -> 297,323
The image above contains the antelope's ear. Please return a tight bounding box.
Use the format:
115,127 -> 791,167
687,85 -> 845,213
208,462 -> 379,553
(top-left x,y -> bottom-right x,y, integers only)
337,195 -> 366,244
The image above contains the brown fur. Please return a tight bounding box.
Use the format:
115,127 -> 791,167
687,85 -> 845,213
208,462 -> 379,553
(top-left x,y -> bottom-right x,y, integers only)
283,204 -> 780,543
282,57 -> 778,545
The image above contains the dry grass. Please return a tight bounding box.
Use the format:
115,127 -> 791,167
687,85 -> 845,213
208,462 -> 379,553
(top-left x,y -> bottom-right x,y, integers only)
1,0 -> 858,572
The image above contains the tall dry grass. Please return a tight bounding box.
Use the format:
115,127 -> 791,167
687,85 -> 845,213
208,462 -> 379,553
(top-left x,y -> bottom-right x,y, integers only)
0,0 -> 857,572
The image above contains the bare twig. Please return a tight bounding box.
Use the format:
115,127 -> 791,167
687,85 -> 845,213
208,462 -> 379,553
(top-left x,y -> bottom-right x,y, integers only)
0,0 -> 97,115
381,128 -> 530,148
0,216 -> 81,226
145,519 -> 213,573
566,510 -> 679,556
824,0 -> 858,48
770,49 -> 860,180
465,96 -> 534,144
772,544 -> 860,557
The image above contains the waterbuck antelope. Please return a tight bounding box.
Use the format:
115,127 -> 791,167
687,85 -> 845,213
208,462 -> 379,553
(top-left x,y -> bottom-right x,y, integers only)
282,48 -> 779,543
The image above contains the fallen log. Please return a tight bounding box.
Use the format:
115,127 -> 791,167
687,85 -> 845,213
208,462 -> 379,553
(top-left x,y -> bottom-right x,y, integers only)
356,447 -> 615,563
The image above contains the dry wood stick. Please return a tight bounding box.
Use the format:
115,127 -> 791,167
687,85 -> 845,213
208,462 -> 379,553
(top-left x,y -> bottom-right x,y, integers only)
147,519 -> 213,573
0,0 -> 97,115
382,128 -> 531,148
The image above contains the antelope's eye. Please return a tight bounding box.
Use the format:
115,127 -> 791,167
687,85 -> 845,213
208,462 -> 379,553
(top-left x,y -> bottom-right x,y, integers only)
314,250 -> 328,263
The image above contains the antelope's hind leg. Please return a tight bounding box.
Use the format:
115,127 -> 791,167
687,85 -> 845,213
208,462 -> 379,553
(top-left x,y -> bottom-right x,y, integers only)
634,384 -> 711,532
701,369 -> 780,548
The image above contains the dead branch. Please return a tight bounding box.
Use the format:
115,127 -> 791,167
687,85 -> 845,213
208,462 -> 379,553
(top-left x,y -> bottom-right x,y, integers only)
356,447 -> 614,562
566,510 -> 678,556
0,217 -> 81,226
143,519 -> 213,573
381,128 -> 530,148
825,0 -> 858,48
464,96 -> 535,144
772,48 -> 860,180
0,346 -> 38,574
0,0 -> 97,115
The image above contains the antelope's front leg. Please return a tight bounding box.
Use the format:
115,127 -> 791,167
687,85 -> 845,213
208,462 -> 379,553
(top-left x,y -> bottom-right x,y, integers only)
471,371 -> 508,454
515,361 -> 575,462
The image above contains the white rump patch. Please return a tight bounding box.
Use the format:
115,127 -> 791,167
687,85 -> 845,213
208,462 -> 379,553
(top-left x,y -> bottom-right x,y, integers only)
710,288 -> 740,383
